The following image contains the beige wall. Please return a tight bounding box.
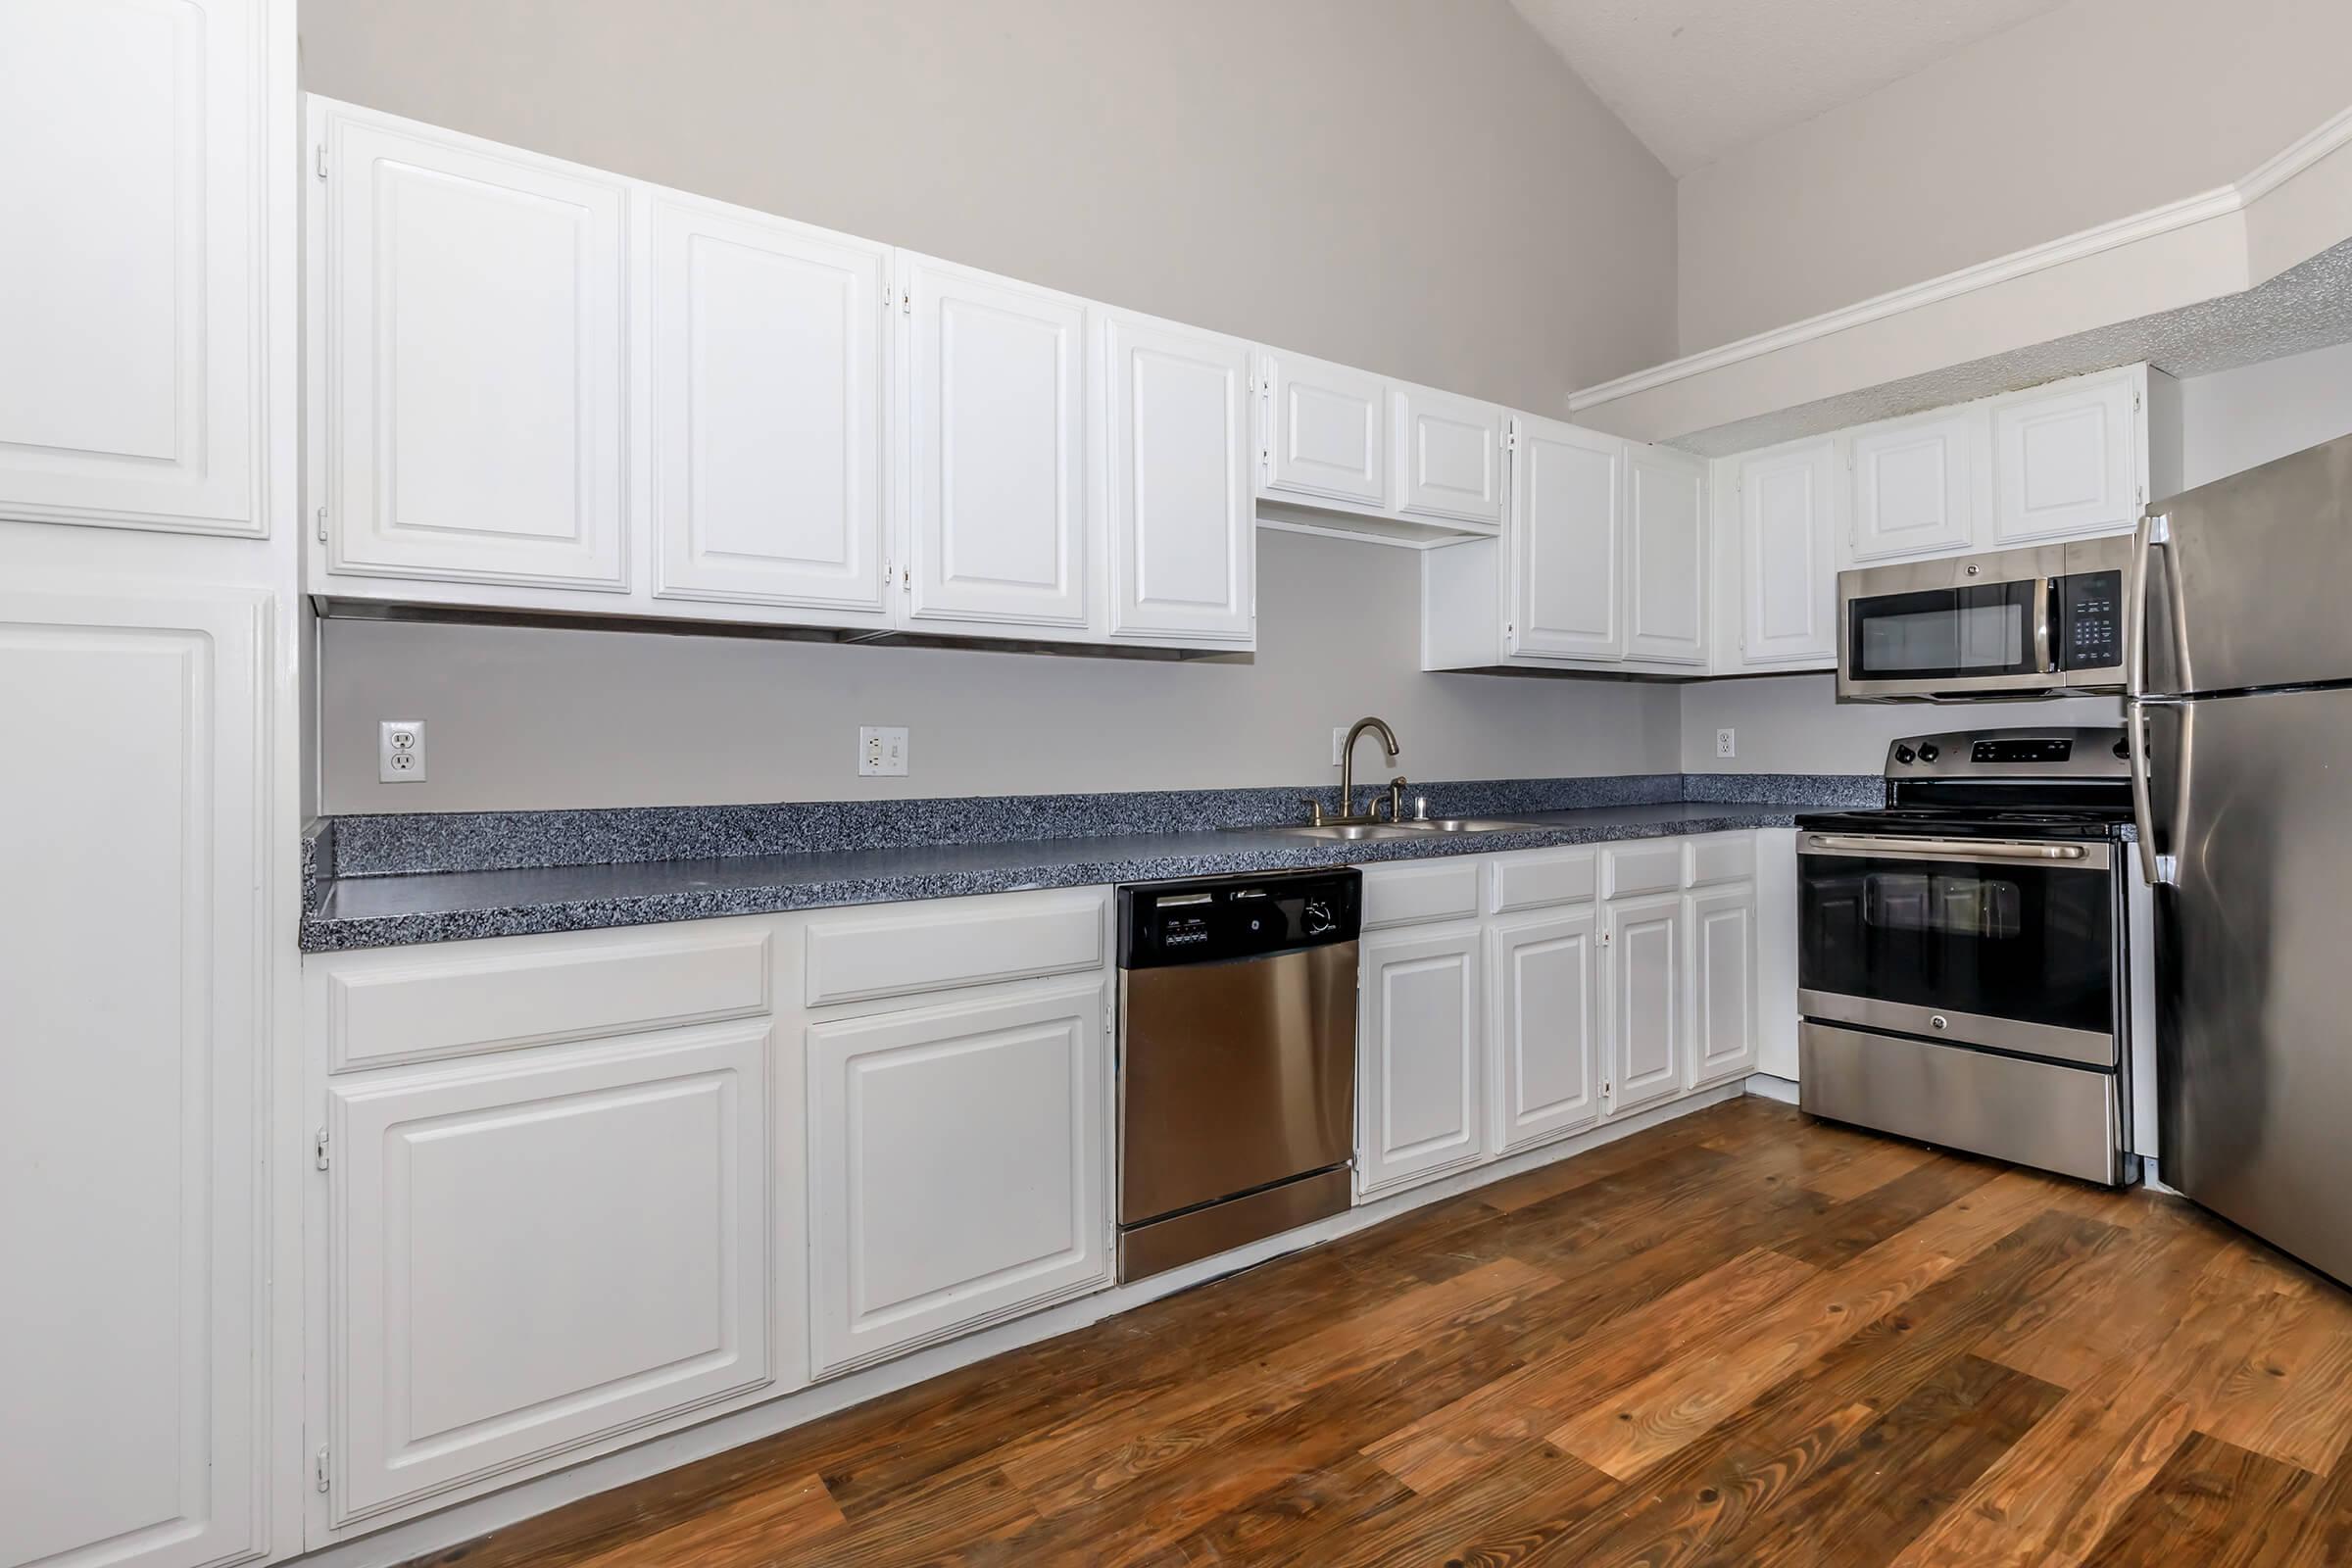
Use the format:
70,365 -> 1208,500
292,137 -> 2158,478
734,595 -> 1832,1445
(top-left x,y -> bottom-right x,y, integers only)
1675,0 -> 2352,355
2179,339 -> 2352,489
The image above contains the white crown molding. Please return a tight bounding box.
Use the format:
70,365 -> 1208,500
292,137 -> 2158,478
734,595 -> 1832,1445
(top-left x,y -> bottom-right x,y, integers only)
1571,103 -> 2352,415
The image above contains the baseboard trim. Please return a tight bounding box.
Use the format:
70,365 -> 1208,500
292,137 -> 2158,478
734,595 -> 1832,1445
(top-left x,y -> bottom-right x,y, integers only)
1742,1071 -> 1800,1105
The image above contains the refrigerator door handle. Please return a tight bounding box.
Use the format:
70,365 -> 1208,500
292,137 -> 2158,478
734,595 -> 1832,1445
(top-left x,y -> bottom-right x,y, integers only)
2127,508 -> 2178,886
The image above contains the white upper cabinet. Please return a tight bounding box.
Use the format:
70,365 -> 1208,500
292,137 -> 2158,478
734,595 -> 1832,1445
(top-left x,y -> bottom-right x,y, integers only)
1258,351 -> 1388,511
1736,440 -> 1838,667
1510,416 -> 1625,661
1990,368 -> 2140,545
1846,408 -> 1983,563
317,102 -> 629,589
899,254 -> 1091,634
1393,383 -> 1504,528
1099,312 -> 1254,645
1624,444 -> 1707,664
0,0 -> 264,536
647,193 -> 890,619
1486,907 -> 1601,1155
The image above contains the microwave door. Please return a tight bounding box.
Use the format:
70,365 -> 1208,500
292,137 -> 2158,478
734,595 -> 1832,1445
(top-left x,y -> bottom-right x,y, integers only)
1840,570 -> 2052,698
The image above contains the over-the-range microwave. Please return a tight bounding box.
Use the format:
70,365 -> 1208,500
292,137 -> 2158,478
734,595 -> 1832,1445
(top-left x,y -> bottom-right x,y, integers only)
1837,536 -> 2132,701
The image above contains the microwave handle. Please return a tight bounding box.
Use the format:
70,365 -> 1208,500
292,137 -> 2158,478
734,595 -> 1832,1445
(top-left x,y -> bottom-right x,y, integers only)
2033,575 -> 2055,675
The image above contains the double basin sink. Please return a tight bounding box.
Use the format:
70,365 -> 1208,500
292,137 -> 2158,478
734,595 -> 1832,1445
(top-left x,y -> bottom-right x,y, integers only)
1246,817 -> 1540,843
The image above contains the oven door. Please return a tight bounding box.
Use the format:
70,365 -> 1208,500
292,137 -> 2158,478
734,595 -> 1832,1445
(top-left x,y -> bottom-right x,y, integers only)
1797,833 -> 2118,1066
1838,562 -> 2055,700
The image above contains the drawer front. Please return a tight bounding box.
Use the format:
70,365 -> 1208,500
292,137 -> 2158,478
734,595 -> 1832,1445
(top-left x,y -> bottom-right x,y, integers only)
804,888 -> 1106,1007
1359,858 -> 1483,929
1604,840 -> 1686,899
1487,847 -> 1598,913
1685,833 -> 1758,888
316,924 -> 773,1071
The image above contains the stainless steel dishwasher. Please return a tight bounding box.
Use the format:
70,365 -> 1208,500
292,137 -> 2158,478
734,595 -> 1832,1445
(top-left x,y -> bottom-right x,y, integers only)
1115,867 -> 1361,1283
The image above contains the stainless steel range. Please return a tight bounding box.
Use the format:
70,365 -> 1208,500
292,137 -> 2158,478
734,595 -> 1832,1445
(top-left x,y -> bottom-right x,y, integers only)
1794,726 -> 2137,1186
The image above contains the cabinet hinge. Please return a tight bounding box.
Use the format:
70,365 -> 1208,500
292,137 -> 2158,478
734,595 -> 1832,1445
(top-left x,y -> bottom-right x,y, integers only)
900,289 -> 911,316
315,1446 -> 331,1494
2133,389 -> 2143,413
315,506 -> 328,544
1502,427 -> 1518,453
902,564 -> 911,591
316,145 -> 328,180
314,1128 -> 330,1171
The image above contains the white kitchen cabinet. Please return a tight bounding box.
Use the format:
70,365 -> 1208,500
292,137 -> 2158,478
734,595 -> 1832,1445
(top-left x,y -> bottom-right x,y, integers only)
647,192 -> 891,619
0,0 -> 267,537
1509,415 -> 1625,661
808,978 -> 1110,1374
1624,443 -> 1708,664
1258,351 -> 1387,511
1100,312 -> 1255,645
1846,409 -> 1983,563
1990,368 -> 2140,545
3,574 -> 270,1568
1356,922 -> 1485,1197
899,254 -> 1092,635
315,101 -> 630,590
1736,440 -> 1838,667
1688,883 -> 1760,1087
1486,907 -> 1602,1155
1393,383 -> 1504,528
1604,891 -> 1686,1115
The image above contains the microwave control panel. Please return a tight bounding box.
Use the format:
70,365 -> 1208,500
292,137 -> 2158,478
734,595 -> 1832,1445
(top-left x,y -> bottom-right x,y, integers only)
2058,570 -> 2124,669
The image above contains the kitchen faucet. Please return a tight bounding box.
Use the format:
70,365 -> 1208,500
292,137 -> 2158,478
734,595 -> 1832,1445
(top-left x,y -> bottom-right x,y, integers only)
1305,716 -> 1404,826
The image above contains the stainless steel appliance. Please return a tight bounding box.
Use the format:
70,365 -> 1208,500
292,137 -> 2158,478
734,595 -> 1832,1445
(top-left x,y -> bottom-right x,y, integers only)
2132,431 -> 2352,1284
1115,867 -> 1359,1282
1838,537 -> 2132,701
1796,726 -> 2136,1185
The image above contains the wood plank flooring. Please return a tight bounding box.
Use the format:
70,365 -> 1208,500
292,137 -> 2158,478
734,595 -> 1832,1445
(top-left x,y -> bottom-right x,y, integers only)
409,1099 -> 2352,1568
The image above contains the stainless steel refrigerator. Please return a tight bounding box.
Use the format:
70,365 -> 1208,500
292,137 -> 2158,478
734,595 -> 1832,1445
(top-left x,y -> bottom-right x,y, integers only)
2131,430 -> 2352,1283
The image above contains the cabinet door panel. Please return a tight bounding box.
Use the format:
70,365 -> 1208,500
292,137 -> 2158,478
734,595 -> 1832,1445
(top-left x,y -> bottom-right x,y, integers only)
1690,884 -> 1759,1087
1357,924 -> 1483,1195
1740,441 -> 1837,666
1488,909 -> 1600,1154
1510,416 -> 1624,660
321,106 -> 628,588
0,0 -> 261,535
1606,893 -> 1686,1114
808,980 -> 1109,1374
1626,445 -> 1707,663
1395,385 -> 1502,526
1261,353 -> 1386,509
1993,375 -> 2137,544
903,256 -> 1090,630
650,195 -> 888,616
2,576 -> 266,1568
1849,412 -> 1978,562
327,1026 -> 771,1523
1102,315 -> 1253,643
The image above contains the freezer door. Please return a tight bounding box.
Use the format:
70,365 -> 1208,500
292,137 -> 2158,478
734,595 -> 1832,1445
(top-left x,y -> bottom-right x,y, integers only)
2154,686 -> 2352,1285
2142,431 -> 2352,696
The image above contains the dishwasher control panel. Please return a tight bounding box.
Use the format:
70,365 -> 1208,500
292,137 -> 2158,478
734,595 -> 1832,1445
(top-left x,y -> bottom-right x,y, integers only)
1118,868 -> 1362,968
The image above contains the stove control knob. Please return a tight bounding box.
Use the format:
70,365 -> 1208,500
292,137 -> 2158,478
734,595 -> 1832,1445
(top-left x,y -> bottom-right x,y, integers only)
1917,743 -> 1940,763
1301,899 -> 1337,936
1894,745 -> 1918,765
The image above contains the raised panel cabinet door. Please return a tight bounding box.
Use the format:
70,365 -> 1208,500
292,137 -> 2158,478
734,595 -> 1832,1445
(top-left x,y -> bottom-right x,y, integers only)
1259,351 -> 1387,510
1739,441 -> 1838,666
1393,383 -> 1503,527
1,574 -> 267,1568
649,193 -> 889,618
1101,313 -> 1253,644
1992,373 -> 2138,544
1357,923 -> 1484,1196
327,1024 -> 773,1525
808,979 -> 1109,1375
1848,411 -> 1980,562
1688,884 -> 1759,1087
0,0 -> 262,535
901,254 -> 1091,632
318,102 -> 629,589
1625,443 -> 1708,664
1605,892 -> 1686,1115
1510,416 -> 1625,661
1486,909 -> 1600,1156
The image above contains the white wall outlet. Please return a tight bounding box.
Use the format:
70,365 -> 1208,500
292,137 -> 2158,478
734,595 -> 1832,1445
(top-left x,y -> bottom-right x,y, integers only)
1716,728 -> 1738,760
379,719 -> 426,782
1331,726 -> 1349,766
858,725 -> 909,777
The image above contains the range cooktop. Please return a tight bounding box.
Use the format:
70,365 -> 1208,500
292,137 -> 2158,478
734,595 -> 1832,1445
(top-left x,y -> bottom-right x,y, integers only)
1794,725 -> 2134,842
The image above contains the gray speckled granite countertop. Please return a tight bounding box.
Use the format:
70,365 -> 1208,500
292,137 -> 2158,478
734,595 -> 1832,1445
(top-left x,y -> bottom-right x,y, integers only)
302,800 -> 1834,953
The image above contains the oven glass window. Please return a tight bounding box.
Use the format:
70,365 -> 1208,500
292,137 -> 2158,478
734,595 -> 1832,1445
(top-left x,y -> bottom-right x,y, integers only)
1798,852 -> 2113,1036
1849,581 -> 2041,681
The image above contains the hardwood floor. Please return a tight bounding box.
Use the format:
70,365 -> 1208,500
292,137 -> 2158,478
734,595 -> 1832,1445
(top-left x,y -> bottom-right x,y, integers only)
409,1099 -> 2352,1567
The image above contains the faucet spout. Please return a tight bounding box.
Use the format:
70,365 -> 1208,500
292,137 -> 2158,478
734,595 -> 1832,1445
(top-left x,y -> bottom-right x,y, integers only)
1338,716 -> 1401,822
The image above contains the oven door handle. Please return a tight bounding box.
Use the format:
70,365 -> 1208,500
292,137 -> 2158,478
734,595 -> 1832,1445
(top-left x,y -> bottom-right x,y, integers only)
1800,833 -> 2093,863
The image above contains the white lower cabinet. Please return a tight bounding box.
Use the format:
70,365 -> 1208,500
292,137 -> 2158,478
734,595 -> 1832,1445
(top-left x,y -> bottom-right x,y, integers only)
325,1023 -> 776,1524
807,978 -> 1111,1375
1356,922 -> 1485,1197
1689,883 -> 1761,1087
1603,891 -> 1688,1115
1485,907 -> 1602,1154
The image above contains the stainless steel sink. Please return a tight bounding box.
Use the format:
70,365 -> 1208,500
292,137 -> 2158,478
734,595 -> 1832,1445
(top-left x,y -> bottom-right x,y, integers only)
1406,817 -> 1540,833
1244,817 -> 1540,841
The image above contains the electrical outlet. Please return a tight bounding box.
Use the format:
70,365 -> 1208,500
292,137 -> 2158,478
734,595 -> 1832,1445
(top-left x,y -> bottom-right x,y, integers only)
858,725 -> 908,777
379,720 -> 426,783
1716,728 -> 1737,760
1331,727 -> 1349,766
